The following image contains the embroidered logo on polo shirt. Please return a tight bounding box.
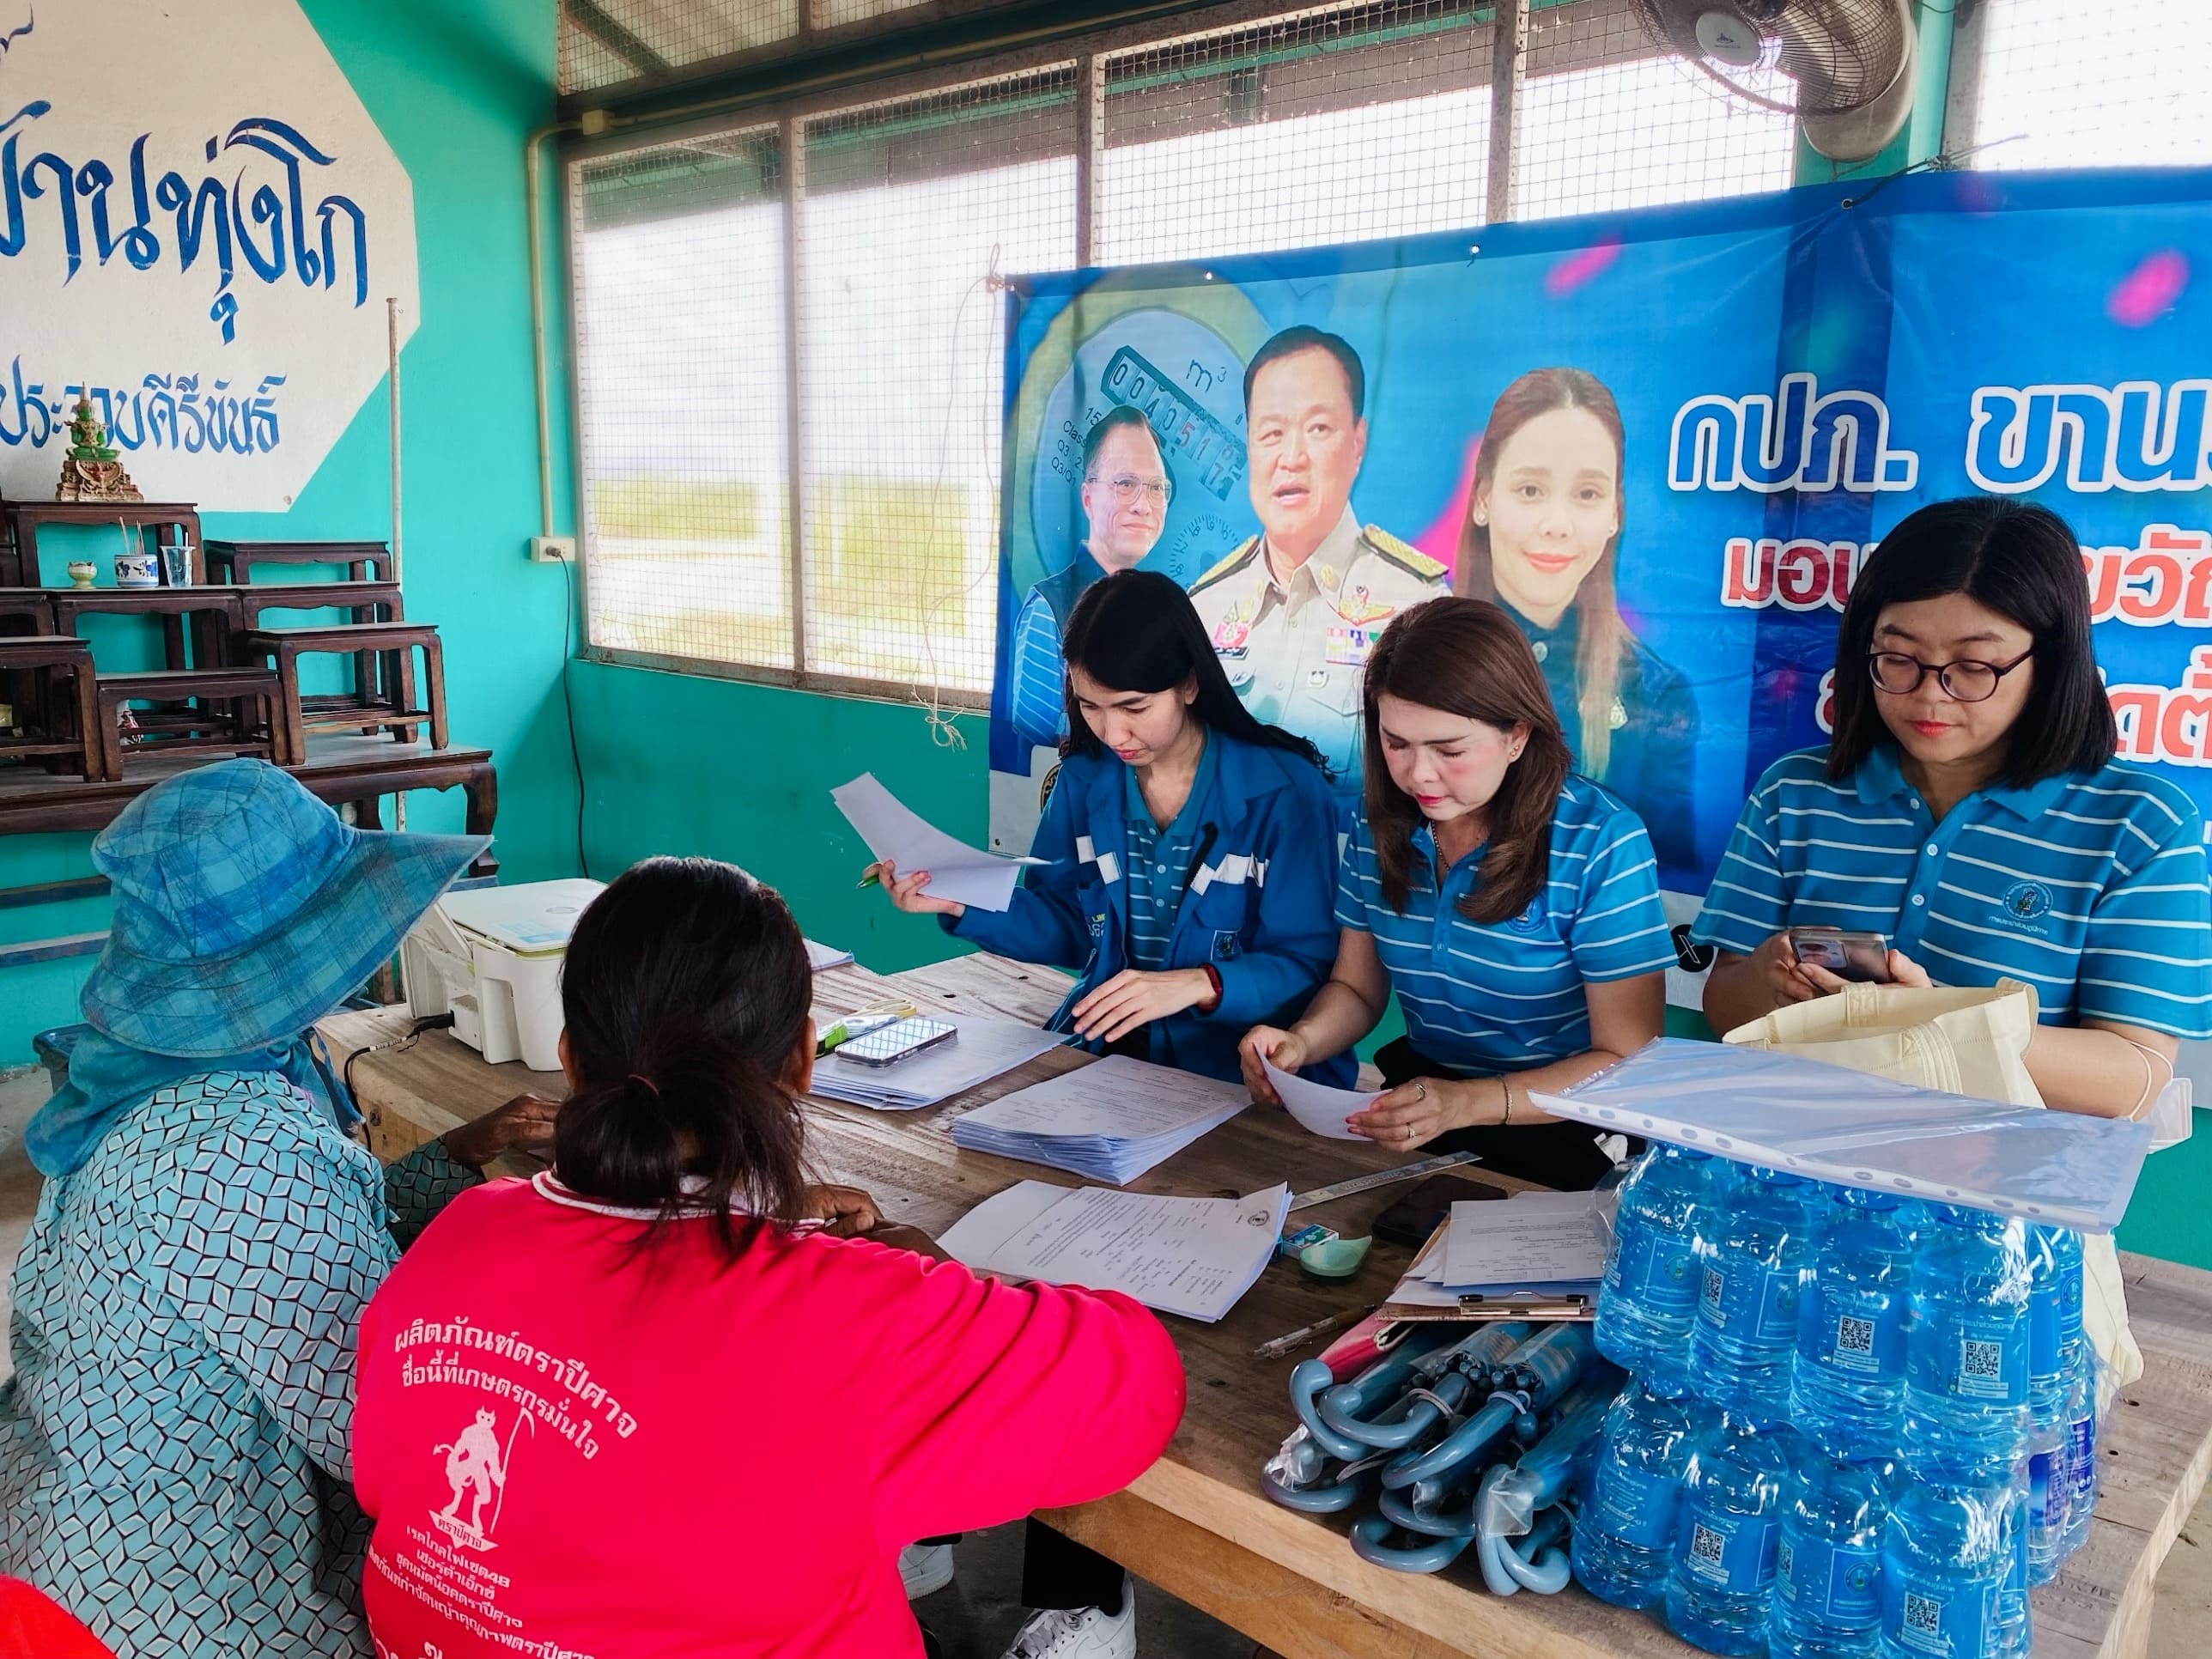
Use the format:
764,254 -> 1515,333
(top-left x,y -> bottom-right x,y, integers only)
1505,898 -> 1547,935
1996,880 -> 2052,934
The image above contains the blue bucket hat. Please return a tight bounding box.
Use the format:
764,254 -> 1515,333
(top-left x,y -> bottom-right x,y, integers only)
80,758 -> 489,1058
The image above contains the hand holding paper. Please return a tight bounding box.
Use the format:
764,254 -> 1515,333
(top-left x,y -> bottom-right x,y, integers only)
834,773 -> 1042,914
1261,1057 -> 1380,1141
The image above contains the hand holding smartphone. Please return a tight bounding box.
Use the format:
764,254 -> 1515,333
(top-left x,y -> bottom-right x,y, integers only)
1786,926 -> 1893,984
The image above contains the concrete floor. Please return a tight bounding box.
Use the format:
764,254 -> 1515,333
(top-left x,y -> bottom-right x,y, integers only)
0,1065 -> 2204,1658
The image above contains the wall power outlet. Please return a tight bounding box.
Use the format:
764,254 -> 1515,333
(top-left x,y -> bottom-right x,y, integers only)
529,536 -> 576,564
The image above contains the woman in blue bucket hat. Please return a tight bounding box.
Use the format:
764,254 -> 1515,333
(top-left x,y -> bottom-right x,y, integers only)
0,759 -> 556,1658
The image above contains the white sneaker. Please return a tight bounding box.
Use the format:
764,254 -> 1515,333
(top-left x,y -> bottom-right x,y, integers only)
1001,1576 -> 1137,1659
899,1541 -> 956,1600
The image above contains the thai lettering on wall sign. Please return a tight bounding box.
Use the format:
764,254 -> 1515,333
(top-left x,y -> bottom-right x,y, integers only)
0,0 -> 417,512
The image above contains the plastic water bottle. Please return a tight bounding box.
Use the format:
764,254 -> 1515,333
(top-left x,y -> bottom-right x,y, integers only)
1771,1452 -> 1891,1659
2022,1223 -> 2084,1583
1880,1466 -> 2025,1659
1666,1413 -> 1793,1656
2026,1224 -> 2085,1425
1597,1143 -> 1714,1392
1574,1381 -> 1702,1611
2023,1409 -> 2069,1588
1792,1188 -> 1913,1455
2061,1342 -> 2101,1560
1901,1206 -> 2032,1479
1692,1166 -> 1815,1426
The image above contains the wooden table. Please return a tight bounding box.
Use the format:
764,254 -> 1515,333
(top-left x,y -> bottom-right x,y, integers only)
324,953 -> 2212,1659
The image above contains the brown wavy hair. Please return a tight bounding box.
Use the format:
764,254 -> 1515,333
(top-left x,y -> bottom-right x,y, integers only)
1362,598 -> 1572,925
1454,367 -> 1629,781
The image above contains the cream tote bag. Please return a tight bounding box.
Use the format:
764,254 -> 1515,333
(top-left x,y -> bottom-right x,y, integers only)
1722,978 -> 2142,1391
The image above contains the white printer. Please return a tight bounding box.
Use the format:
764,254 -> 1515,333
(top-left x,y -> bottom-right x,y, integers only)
401,879 -> 605,1073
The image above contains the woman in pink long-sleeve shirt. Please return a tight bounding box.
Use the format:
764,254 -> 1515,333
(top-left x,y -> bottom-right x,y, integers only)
351,857 -> 1186,1659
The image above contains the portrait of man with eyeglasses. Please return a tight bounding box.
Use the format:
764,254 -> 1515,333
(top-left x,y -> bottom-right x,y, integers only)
1006,405 -> 1173,750
1188,325 -> 1447,794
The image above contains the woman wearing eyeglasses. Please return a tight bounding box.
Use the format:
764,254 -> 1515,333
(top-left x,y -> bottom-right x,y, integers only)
1695,496 -> 2212,1116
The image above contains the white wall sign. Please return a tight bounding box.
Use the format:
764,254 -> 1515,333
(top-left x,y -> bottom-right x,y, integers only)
0,0 -> 418,512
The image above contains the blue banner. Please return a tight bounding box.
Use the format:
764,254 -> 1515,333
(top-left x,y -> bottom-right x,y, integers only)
991,169 -> 2212,895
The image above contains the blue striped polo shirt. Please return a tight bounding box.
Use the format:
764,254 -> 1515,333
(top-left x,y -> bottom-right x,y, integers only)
1121,734 -> 1219,970
1334,776 -> 1677,1073
1692,744 -> 2212,1038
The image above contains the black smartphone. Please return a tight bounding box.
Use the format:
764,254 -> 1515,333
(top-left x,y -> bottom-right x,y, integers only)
1374,1173 -> 1509,1249
1788,926 -> 1892,982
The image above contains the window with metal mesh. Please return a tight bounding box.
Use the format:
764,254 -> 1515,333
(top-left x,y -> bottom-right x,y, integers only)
1966,0 -> 2212,171
560,1 -> 801,95
796,68 -> 1079,696
1515,0 -> 1795,221
563,2 -> 1817,696
1097,3 -> 1495,267
571,129 -> 795,671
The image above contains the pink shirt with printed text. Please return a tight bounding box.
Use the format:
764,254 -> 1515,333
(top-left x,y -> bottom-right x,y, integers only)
352,1174 -> 1186,1659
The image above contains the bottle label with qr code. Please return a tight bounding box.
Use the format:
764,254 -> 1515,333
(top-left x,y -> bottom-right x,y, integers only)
1777,1528 -> 1881,1626
1802,1284 -> 1905,1378
1674,1504 -> 1778,1594
1698,1258 -> 1801,1344
1591,1462 -> 1680,1550
1606,1224 -> 1698,1315
1908,1308 -> 2027,1406
1883,1569 -> 1995,1657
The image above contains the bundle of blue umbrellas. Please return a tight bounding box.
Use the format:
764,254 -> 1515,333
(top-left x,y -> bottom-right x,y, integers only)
1259,1322 -> 1623,1593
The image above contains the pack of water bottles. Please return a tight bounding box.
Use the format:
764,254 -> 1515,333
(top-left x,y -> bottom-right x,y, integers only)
1574,1143 -> 2102,1659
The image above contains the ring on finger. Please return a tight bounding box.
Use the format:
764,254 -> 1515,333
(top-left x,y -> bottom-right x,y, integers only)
1413,1081 -> 1428,1101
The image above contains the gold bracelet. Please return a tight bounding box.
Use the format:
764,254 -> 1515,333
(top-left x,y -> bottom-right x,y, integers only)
1501,1076 -> 1515,1126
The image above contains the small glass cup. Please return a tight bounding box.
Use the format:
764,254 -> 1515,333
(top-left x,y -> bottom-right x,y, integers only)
161,541 -> 196,586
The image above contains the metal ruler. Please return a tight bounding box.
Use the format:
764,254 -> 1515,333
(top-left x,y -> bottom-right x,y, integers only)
1287,1152 -> 1480,1213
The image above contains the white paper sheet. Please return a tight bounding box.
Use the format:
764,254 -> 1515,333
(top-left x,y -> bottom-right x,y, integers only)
832,773 -> 1043,913
1262,1057 -> 1378,1141
943,1181 -> 1291,1322
1440,1191 -> 1608,1291
804,939 -> 854,970
811,1015 -> 1066,1110
951,1055 -> 1247,1182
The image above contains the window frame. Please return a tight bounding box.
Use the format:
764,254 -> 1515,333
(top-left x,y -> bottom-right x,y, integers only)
562,0 -> 1801,702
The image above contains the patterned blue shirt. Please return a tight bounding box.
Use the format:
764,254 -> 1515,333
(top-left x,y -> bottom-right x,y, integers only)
1334,777 -> 1676,1073
1,1072 -> 477,1658
1121,734 -> 1220,970
1692,745 -> 2212,1038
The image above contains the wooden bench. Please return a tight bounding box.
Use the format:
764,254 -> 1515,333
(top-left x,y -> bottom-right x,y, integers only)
214,582 -> 406,730
49,586 -> 243,673
0,637 -> 99,781
204,539 -> 393,585
1,500 -> 202,588
0,589 -> 53,635
92,667 -> 283,780
241,622 -> 447,763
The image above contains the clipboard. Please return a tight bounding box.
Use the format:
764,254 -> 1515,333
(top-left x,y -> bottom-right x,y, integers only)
1375,1219 -> 1599,1328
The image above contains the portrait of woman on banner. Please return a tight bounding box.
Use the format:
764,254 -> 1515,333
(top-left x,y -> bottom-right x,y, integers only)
1454,367 -> 1699,873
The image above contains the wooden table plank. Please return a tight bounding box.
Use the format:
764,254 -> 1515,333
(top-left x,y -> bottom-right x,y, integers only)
324,956 -> 2212,1659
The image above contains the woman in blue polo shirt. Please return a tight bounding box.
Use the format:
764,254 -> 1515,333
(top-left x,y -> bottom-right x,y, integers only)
1240,596 -> 1675,1188
1697,496 -> 2212,1115
876,568 -> 1349,1087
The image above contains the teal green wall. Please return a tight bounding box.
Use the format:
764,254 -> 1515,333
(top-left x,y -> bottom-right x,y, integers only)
0,0 -> 578,1061
569,661 -> 990,974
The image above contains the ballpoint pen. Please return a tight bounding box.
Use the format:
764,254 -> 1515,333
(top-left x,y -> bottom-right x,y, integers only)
1252,1303 -> 1376,1360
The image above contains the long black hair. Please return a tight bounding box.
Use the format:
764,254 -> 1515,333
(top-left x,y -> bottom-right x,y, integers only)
1828,496 -> 2116,786
1059,569 -> 1324,771
553,857 -> 811,1259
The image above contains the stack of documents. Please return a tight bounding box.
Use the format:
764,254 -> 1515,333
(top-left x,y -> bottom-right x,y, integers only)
951,1055 -> 1248,1182
1384,1191 -> 1609,1319
831,773 -> 1043,912
804,939 -> 854,970
811,1015 -> 1065,1111
940,1180 -> 1291,1322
